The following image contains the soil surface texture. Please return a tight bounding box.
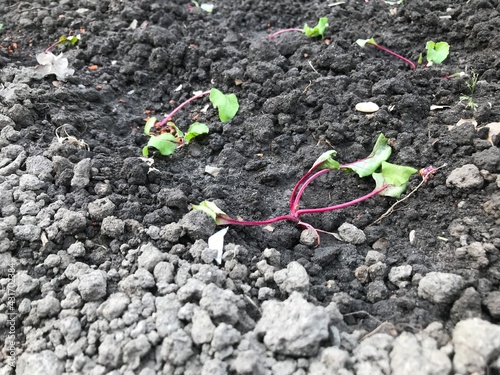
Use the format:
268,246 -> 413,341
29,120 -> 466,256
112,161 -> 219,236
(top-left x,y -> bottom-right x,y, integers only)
1,0 -> 500,374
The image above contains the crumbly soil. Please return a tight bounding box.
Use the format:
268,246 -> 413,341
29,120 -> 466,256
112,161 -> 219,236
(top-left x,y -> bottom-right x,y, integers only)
1,0 -> 500,374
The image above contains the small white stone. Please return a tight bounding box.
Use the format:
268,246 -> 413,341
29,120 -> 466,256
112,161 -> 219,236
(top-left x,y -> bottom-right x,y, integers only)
355,102 -> 379,113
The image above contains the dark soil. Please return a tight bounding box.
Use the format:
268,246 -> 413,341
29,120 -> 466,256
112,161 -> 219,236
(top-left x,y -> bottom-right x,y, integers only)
1,0 -> 500,374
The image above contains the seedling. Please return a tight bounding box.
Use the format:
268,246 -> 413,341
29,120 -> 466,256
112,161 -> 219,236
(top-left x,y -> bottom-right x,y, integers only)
356,38 -> 450,70
423,41 -> 450,66
143,88 -> 239,157
459,71 -> 479,111
269,17 -> 328,39
44,35 -> 80,54
194,134 -> 431,244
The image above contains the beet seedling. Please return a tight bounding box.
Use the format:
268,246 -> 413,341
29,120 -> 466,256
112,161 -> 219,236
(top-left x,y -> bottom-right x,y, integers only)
44,35 -> 80,54
356,38 -> 450,70
143,88 -> 239,157
194,134 -> 426,243
269,17 -> 328,39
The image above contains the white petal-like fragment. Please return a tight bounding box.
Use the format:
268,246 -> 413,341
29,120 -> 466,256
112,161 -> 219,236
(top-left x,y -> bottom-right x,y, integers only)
36,52 -> 56,65
205,165 -> 221,176
208,227 -> 229,265
355,102 -> 379,113
35,52 -> 74,81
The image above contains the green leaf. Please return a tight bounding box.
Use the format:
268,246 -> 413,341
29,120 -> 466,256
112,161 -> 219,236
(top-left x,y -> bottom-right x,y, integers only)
303,17 -> 328,39
372,161 -> 418,198
58,35 -> 79,46
209,88 -> 239,122
185,122 -> 209,144
425,41 -> 449,65
309,150 -> 340,172
145,133 -> 178,156
144,117 -> 157,135
142,146 -> 149,157
343,134 -> 392,177
169,122 -> 184,138
356,38 -> 377,47
192,200 -> 232,224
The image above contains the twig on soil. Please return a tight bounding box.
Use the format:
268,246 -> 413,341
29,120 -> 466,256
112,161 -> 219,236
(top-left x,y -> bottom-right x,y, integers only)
369,164 -> 447,226
308,60 -> 319,74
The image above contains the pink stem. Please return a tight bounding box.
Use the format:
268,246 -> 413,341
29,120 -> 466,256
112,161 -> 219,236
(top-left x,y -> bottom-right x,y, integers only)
291,169 -> 330,214
269,28 -> 303,39
372,44 -> 416,70
44,41 -> 60,54
289,170 -> 319,211
158,90 -> 211,128
296,186 -> 388,216
219,214 -> 298,226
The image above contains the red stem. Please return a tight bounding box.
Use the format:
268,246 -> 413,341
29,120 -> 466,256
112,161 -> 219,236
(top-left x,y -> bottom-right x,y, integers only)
296,186 -> 388,216
219,214 -> 298,226
157,90 -> 211,128
269,28 -> 303,39
372,44 -> 416,70
289,169 -> 317,211
44,41 -> 60,54
291,169 -> 330,214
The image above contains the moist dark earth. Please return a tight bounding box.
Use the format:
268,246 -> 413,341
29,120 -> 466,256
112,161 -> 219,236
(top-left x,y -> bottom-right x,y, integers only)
1,0 -> 500,374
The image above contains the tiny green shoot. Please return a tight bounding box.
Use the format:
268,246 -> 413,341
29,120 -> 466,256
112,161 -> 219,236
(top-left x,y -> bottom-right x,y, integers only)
0,23 -> 4,31
459,72 -> 479,111
194,133 -> 431,244
269,17 -> 328,40
44,35 -> 80,54
143,88 -> 238,157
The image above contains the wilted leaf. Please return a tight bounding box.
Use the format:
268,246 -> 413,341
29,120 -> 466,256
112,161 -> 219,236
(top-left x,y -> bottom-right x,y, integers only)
343,133 -> 392,177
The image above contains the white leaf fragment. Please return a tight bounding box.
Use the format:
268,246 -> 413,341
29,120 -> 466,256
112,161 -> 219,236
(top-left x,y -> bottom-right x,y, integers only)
208,227 -> 229,265
430,104 -> 451,110
205,165 -> 221,176
35,52 -> 75,81
200,3 -> 214,13
355,101 -> 379,113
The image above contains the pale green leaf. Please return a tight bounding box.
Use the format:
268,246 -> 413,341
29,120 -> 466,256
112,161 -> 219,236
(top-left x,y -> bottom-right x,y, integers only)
309,150 -> 340,172
372,161 -> 418,198
426,41 -> 450,65
209,88 -> 239,122
303,17 -> 328,38
144,117 -> 157,135
343,134 -> 392,177
185,122 -> 209,144
356,38 -> 377,47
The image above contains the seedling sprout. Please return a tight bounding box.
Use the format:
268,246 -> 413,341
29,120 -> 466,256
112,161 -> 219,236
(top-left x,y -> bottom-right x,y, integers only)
44,35 -> 80,54
143,88 -> 239,157
194,134 -> 433,244
459,71 -> 479,111
269,17 -> 328,39
356,38 -> 450,70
